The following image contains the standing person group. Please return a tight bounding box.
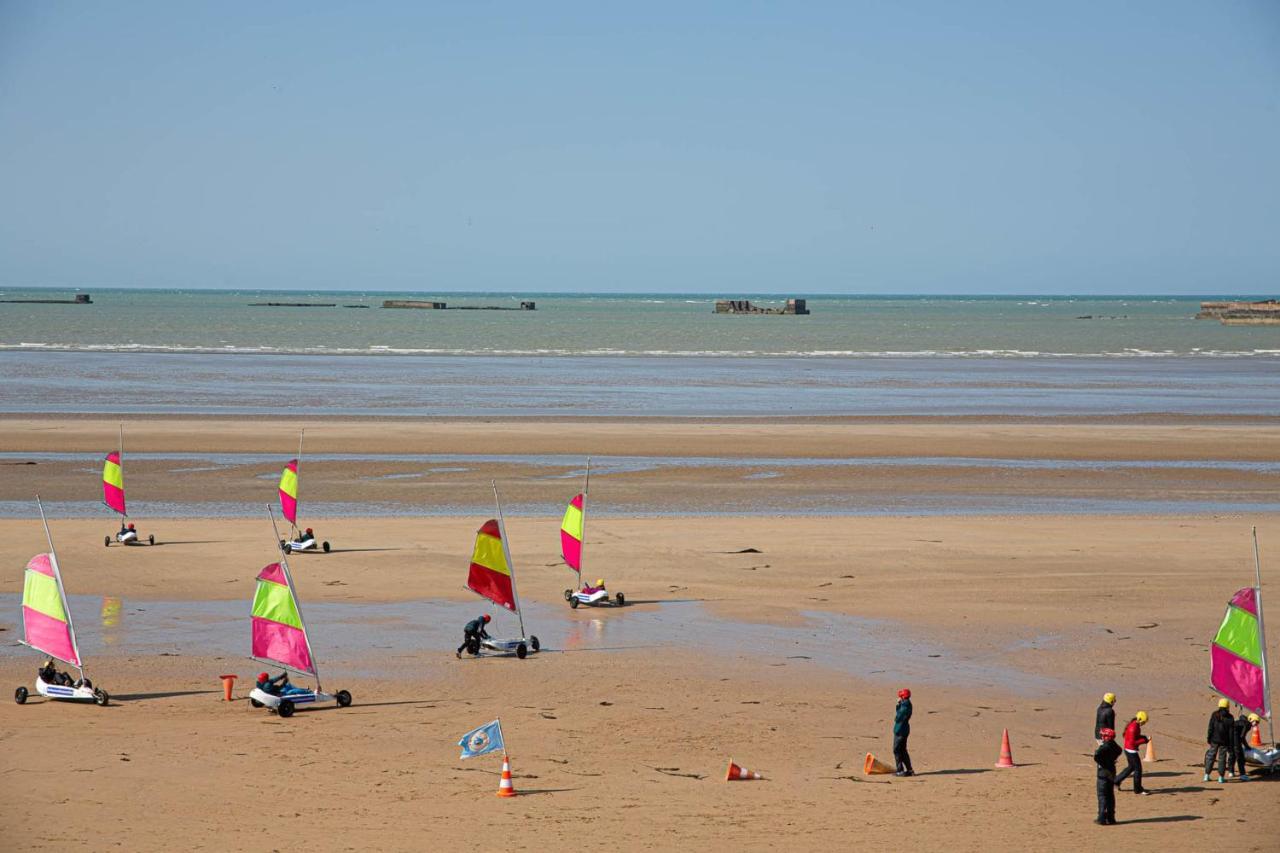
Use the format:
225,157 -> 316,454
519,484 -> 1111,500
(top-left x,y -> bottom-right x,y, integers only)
1206,699 -> 1261,783
1090,690 -> 1151,824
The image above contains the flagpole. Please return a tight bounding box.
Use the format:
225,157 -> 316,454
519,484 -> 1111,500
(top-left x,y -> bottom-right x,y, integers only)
492,482 -> 526,640
1253,527 -> 1273,745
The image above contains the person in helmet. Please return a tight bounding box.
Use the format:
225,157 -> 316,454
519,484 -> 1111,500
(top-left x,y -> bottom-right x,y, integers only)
456,614 -> 492,658
1094,692 -> 1116,745
892,688 -> 914,777
37,658 -> 73,687
1204,698 -> 1235,783
1093,728 -> 1121,825
1229,709 -> 1255,781
256,671 -> 309,698
297,527 -> 316,545
1113,710 -> 1150,794
581,578 -> 606,594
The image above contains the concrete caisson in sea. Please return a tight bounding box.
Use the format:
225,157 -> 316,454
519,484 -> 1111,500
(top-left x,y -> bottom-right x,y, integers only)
1196,300 -> 1280,325
714,298 -> 809,315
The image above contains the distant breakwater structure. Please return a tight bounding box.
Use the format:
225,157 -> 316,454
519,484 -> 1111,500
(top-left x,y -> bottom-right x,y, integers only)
714,298 -> 809,315
382,300 -> 536,311
0,293 -> 91,304
1197,300 -> 1280,326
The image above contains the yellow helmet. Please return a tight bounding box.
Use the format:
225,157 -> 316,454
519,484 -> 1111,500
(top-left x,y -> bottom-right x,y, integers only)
1135,711 -> 1148,724
595,578 -> 604,587
1103,692 -> 1116,705
1249,713 -> 1261,724
1218,698 -> 1230,709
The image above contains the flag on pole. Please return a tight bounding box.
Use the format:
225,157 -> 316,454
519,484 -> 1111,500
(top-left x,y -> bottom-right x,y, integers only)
458,719 -> 505,759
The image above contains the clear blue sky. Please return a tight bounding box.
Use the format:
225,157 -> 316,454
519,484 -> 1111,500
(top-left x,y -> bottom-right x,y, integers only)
1,1 -> 1276,294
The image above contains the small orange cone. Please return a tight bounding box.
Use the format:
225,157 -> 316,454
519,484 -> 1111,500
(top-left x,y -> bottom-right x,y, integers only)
863,753 -> 894,775
995,729 -> 1016,768
1142,739 -> 1157,763
496,754 -> 517,797
220,674 -> 237,701
1251,723 -> 1263,747
725,759 -> 763,781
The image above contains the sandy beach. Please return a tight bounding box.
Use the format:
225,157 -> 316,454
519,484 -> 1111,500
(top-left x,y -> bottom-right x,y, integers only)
1,416 -> 1278,850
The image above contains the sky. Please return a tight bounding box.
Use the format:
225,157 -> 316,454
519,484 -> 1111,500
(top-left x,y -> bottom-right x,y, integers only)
0,1 -> 1277,294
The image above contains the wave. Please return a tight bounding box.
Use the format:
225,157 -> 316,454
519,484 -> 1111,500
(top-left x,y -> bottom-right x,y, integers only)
4,341 -> 1280,358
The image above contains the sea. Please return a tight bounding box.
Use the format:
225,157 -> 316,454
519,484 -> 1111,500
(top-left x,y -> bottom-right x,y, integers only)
1,288 -> 1277,417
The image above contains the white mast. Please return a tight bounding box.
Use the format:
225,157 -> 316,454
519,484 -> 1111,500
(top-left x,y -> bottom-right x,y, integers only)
578,457 -> 591,591
292,428 -> 305,539
1253,527 -> 1273,744
267,506 -> 322,692
118,423 -> 126,520
36,496 -> 84,679
492,482 -> 526,640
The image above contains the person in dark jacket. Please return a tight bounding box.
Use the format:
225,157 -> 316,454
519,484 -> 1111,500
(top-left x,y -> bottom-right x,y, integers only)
1113,710 -> 1150,794
1094,727 -> 1121,825
456,614 -> 492,658
1204,699 -> 1235,783
1095,692 -> 1116,743
1229,710 -> 1254,781
893,688 -> 914,777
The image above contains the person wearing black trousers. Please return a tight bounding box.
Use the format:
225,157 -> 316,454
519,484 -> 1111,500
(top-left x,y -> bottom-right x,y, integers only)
1229,710 -> 1254,781
1204,698 -> 1235,783
1094,692 -> 1116,743
1094,728 -> 1121,825
893,688 -> 914,777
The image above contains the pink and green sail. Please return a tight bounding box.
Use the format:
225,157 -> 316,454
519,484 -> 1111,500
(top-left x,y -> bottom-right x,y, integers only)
560,494 -> 584,573
1211,586 -> 1269,716
251,562 -> 314,674
21,553 -> 81,668
278,460 -> 299,527
102,451 -> 126,516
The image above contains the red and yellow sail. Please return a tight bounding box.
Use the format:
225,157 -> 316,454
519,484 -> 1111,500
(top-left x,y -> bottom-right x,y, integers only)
278,459 -> 299,526
560,493 -> 584,573
102,451 -> 126,516
467,519 -> 516,611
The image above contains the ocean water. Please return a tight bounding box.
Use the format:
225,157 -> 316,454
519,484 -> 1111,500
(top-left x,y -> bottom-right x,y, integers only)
1,289 -> 1277,417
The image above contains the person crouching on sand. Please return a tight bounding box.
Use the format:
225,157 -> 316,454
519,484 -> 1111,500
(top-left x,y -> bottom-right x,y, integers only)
1093,728 -> 1121,825
893,688 -> 914,777
1113,711 -> 1150,795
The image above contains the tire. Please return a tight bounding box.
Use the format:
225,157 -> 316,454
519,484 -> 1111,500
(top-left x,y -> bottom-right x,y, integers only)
279,539 -> 288,553
105,536 -> 111,547
322,541 -> 330,553
530,636 -> 540,652
564,589 -> 573,601
336,690 -> 352,707
570,595 -> 580,608
466,636 -> 481,655
250,698 -> 263,708
516,643 -> 528,659
148,535 -> 155,545
616,592 -> 625,607
15,686 -> 28,704
278,699 -> 295,718
94,688 -> 109,706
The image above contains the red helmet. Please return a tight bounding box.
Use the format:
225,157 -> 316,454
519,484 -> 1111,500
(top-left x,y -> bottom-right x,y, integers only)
482,614 -> 491,623
898,688 -> 911,700
1099,728 -> 1116,741
306,527 -> 313,534
127,523 -> 135,530
257,672 -> 269,682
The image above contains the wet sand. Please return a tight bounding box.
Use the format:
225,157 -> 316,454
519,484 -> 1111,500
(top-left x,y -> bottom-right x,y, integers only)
0,417 -> 1278,849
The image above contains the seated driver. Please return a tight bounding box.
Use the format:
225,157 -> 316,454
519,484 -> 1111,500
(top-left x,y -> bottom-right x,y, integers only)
38,658 -> 58,684
120,522 -> 136,539
256,671 -> 310,697
298,527 -> 316,544
582,577 -> 605,594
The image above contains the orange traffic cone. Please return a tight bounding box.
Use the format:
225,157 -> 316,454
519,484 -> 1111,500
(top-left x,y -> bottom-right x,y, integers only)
725,760 -> 763,781
995,729 -> 1016,768
1142,739 -> 1157,763
1251,723 -> 1263,748
496,755 -> 517,797
220,674 -> 237,701
863,753 -> 894,775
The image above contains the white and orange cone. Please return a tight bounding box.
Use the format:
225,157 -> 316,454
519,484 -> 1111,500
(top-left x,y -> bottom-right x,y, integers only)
1251,723 -> 1263,748
496,754 -> 518,797
995,729 -> 1016,768
725,759 -> 763,781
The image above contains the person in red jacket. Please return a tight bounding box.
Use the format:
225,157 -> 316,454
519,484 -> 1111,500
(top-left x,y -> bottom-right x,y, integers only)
1113,710 -> 1151,795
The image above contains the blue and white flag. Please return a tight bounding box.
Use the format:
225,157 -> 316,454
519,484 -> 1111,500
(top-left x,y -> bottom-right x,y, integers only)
458,719 -> 505,759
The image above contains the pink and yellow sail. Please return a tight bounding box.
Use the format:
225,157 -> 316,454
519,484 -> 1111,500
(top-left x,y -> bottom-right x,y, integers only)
21,553 -> 81,668
102,451 -> 126,517
560,494 -> 584,573
251,562 -> 315,674
1211,586 -> 1269,715
468,519 -> 517,611
278,460 -> 299,526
